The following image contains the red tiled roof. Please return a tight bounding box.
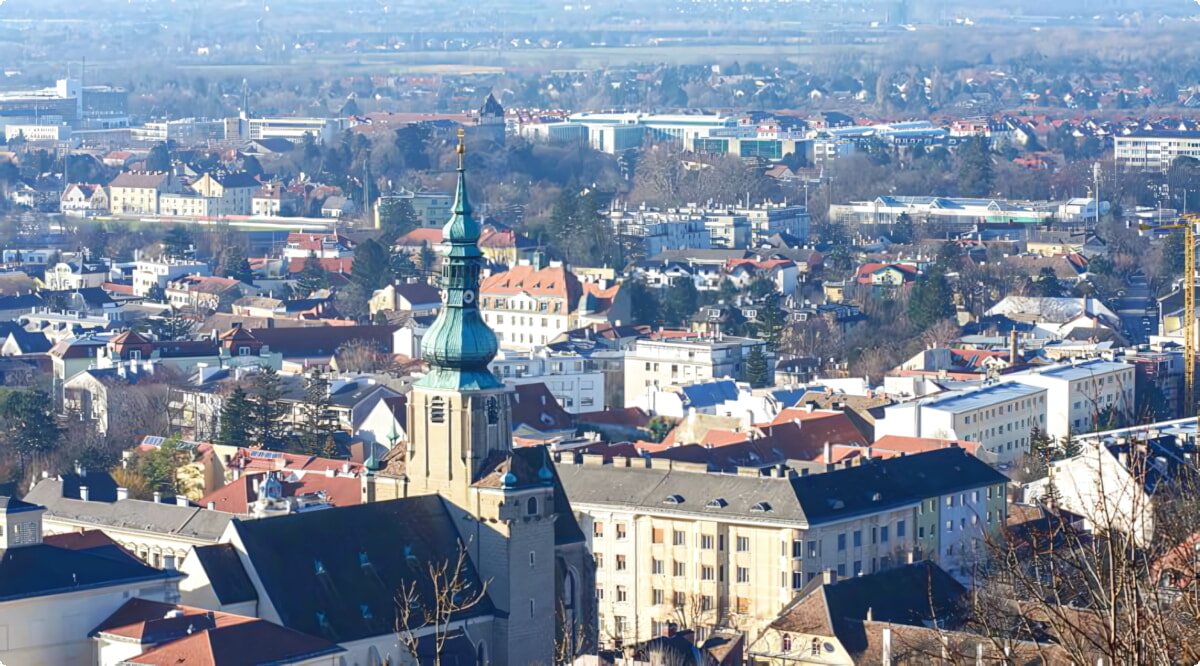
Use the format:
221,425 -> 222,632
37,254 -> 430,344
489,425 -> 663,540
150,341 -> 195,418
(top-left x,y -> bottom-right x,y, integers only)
871,435 -> 983,457
103,282 -> 135,295
198,471 -> 363,513
481,264 -> 582,303
726,258 -> 796,272
394,229 -> 444,247
287,257 -> 353,274
286,233 -> 354,252
43,529 -> 126,552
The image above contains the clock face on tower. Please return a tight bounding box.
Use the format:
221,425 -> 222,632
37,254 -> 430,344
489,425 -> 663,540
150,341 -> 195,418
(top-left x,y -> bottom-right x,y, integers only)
463,290 -> 476,305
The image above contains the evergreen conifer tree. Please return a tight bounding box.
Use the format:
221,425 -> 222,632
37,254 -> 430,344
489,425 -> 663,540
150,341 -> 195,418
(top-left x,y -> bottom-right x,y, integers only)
216,387 -> 254,449
744,344 -> 770,388
296,250 -> 329,296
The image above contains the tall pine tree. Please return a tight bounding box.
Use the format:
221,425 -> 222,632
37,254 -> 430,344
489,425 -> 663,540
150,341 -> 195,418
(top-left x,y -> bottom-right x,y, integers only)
296,250 -> 329,296
298,369 -> 338,456
351,238 -> 393,292
743,344 -> 770,388
247,367 -> 288,450
907,268 -> 956,330
216,387 -> 254,449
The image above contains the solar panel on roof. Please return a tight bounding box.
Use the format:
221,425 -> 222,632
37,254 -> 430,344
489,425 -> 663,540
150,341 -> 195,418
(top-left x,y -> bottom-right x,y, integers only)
142,436 -> 165,448
248,450 -> 284,459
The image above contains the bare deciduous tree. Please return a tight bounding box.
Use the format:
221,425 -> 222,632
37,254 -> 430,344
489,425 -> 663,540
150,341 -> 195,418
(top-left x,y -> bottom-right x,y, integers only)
396,540 -> 490,666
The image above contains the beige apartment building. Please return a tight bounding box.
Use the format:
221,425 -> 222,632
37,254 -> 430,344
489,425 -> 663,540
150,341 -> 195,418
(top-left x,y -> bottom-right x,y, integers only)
557,447 -> 1007,645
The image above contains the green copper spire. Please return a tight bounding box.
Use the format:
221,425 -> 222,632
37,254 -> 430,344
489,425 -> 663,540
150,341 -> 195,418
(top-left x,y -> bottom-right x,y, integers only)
417,129 -> 502,391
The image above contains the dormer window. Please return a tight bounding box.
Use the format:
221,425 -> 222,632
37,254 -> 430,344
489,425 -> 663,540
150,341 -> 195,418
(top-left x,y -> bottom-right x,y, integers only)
663,495 -> 684,505
238,346 -> 251,356
706,498 -> 727,509
751,502 -> 772,512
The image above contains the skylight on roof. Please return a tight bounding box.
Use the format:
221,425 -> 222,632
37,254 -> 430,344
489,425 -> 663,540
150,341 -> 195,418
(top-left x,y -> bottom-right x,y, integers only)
706,498 -> 728,509
663,494 -> 684,504
751,501 -> 772,512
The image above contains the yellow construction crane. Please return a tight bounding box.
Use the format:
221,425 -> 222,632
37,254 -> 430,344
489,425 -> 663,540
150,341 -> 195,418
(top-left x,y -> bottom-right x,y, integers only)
1142,216 -> 1197,416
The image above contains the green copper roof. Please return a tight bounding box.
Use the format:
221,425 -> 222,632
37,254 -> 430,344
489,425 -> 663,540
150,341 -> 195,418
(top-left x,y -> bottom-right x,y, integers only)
417,151 -> 501,392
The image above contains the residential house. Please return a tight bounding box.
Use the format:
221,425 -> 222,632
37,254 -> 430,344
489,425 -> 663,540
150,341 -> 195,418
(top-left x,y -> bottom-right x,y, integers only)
0,497 -> 183,666
108,171 -> 179,215
251,182 -> 302,216
510,381 -> 577,442
282,232 -> 356,259
190,172 -> 261,216
479,226 -> 540,267
319,195 -> 357,218
983,296 -> 1122,340
875,382 -> 1049,464
1000,253 -> 1089,283
559,447 -> 1007,642
43,259 -> 110,291
854,262 -> 919,289
60,183 -> 108,216
725,258 -> 799,297
165,275 -> 244,312
132,258 -> 211,297
369,281 -> 441,316
92,599 -> 344,666
633,378 -> 776,423
747,561 -> 1057,665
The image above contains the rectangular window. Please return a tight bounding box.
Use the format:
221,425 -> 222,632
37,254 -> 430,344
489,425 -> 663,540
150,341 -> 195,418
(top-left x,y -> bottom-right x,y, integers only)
737,567 -> 750,583
792,571 -> 803,589
946,520 -> 954,533
807,540 -> 818,558
853,560 -> 862,576
596,586 -> 604,601
880,526 -> 889,543
652,558 -> 664,575
593,522 -> 604,538
616,585 -> 627,602
652,528 -> 664,544
718,534 -> 725,551
616,524 -> 627,540
653,588 -> 664,605
701,535 -> 714,550
595,553 -> 603,569
701,565 -> 714,581
792,540 -> 803,558
853,530 -> 862,548
673,531 -> 686,546
919,526 -> 925,538
674,561 -> 686,577
897,520 -> 906,538
737,536 -> 750,552
838,533 -> 846,551
616,555 -> 627,571
672,591 -> 686,607
701,595 -> 714,612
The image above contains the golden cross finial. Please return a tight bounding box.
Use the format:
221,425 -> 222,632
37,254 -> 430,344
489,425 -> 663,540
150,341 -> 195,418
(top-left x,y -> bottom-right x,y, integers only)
456,128 -> 466,169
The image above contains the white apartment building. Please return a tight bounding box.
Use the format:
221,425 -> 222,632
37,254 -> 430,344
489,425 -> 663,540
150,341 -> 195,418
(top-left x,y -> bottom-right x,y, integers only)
490,349 -> 605,414
1114,130 -> 1200,172
241,117 -> 345,144
609,210 -> 713,257
875,383 -> 1048,464
5,123 -> 70,142
624,336 -> 773,408
741,203 -> 811,243
1001,360 -> 1136,442
132,258 -> 211,297
567,111 -> 737,154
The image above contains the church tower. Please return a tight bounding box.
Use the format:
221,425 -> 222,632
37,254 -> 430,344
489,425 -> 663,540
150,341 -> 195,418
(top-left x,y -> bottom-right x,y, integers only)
405,129 -> 513,505
404,130 -> 557,666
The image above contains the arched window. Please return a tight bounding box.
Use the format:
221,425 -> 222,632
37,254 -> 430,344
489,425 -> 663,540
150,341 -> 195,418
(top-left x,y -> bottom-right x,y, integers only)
476,641 -> 487,666
431,397 -> 446,424
486,397 -> 500,425
782,634 -> 792,652
527,496 -> 538,516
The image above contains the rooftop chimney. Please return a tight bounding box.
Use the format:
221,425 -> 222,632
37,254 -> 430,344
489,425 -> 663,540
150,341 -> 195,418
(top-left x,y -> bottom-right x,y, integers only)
117,487 -> 128,501
1009,329 -> 1019,365
79,485 -> 89,502
153,491 -> 162,503
176,495 -> 189,507
823,568 -> 837,585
